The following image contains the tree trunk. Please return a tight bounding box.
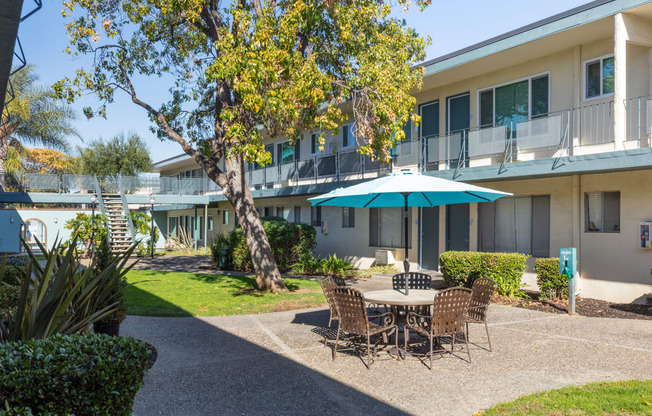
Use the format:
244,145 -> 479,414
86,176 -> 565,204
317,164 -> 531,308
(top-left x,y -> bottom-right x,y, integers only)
221,156 -> 287,292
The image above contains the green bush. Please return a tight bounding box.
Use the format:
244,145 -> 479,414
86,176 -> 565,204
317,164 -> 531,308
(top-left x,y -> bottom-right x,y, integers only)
439,251 -> 483,287
1,265 -> 23,286
5,256 -> 29,269
228,217 -> 316,272
0,285 -> 20,314
481,253 -> 529,297
439,251 -> 529,297
536,258 -> 568,300
0,334 -> 149,415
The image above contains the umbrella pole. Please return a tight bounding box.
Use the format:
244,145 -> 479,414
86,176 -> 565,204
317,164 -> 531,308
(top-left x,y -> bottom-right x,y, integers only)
403,193 -> 410,295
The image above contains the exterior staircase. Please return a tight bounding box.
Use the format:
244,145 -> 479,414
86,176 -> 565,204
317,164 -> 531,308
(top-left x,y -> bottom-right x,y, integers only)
101,193 -> 134,253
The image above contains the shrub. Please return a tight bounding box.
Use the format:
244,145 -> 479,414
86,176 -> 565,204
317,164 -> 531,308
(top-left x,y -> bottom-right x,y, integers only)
0,334 -> 149,415
5,256 -> 29,269
536,258 -> 568,300
439,251 -> 529,297
228,217 -> 316,272
481,253 -> 529,297
439,251 -> 483,287
0,285 -> 20,314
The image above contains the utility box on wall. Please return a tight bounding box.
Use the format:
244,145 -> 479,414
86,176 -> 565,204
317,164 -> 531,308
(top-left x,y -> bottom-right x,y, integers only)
640,222 -> 652,248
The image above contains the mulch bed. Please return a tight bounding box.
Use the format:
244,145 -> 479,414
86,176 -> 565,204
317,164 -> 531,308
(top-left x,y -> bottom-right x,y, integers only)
493,291 -> 652,320
144,342 -> 158,369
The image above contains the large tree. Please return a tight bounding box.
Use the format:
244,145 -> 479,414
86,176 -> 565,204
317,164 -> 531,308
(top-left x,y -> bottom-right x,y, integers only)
56,0 -> 428,291
79,131 -> 153,177
0,66 -> 79,191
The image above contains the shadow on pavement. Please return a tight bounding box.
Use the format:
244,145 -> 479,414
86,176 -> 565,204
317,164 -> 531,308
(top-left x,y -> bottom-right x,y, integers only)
123,291 -> 407,415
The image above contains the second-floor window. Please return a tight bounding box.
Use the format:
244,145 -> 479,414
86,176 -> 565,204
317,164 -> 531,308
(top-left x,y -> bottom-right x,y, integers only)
342,124 -> 355,149
310,133 -> 321,154
264,144 -> 275,166
277,141 -> 298,165
478,74 -> 549,132
585,55 -> 614,100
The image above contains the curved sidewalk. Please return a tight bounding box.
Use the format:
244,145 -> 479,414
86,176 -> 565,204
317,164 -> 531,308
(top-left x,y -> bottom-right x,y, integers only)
123,304 -> 652,416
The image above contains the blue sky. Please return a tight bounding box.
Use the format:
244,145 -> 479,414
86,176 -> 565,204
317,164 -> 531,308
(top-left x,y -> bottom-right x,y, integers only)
17,0 -> 590,162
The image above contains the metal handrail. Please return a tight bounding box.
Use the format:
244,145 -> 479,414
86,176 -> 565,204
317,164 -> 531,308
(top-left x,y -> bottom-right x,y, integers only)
117,174 -> 137,243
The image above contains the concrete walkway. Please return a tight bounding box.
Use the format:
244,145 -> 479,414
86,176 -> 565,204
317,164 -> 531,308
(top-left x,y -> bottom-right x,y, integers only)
123,303 -> 652,415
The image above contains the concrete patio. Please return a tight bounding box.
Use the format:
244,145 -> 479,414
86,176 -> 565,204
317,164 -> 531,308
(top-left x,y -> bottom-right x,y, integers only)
123,301 -> 652,415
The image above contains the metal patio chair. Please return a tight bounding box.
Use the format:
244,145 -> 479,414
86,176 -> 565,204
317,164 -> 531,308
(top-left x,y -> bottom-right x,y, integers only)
331,287 -> 397,368
465,277 -> 497,351
404,287 -> 472,369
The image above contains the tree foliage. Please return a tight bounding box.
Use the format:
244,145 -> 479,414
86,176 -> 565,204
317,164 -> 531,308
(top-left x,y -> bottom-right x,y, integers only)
22,148 -> 81,174
1,65 -> 79,190
55,0 -> 430,291
79,131 -> 153,177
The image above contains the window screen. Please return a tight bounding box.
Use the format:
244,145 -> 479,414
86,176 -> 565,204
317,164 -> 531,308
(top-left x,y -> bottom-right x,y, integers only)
369,207 -> 411,248
585,191 -> 620,232
294,206 -> 301,223
531,75 -> 549,118
479,90 -> 494,128
478,195 -> 550,256
342,207 -> 355,228
586,61 -> 601,98
495,80 -> 529,132
311,206 -> 322,227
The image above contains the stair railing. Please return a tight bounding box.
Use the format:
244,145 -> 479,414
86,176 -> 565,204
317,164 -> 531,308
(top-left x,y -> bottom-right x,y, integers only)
117,173 -> 137,244
93,175 -> 111,242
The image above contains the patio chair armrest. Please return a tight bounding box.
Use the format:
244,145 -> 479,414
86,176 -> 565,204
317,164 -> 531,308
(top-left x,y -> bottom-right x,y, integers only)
406,311 -> 431,327
368,311 -> 396,327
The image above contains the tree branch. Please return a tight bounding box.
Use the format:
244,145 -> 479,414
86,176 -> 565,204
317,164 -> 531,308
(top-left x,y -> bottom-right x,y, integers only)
122,71 -> 228,188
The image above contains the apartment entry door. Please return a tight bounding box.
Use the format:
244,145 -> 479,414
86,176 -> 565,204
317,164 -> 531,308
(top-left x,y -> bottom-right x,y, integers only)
446,203 -> 469,251
419,206 -> 439,270
446,93 -> 470,168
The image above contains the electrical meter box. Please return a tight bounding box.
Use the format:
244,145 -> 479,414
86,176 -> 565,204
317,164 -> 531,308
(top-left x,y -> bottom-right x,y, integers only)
640,222 -> 652,248
559,248 -> 577,276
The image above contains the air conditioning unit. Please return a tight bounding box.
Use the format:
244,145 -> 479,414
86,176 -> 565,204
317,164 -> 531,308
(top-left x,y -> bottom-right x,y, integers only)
375,250 -> 395,265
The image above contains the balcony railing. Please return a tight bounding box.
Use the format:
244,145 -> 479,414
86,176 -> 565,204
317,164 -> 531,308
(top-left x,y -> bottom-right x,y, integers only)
246,149 -> 391,189
3,173 -> 223,196
4,98 -> 649,196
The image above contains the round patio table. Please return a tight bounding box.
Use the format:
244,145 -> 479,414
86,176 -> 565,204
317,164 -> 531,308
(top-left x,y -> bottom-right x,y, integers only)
364,289 -> 437,307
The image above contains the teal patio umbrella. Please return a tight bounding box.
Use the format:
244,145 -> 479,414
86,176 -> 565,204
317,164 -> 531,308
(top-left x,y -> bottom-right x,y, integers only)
308,171 -> 511,293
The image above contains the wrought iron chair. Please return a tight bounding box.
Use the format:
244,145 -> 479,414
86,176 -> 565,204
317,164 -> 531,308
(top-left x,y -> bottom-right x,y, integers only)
392,272 -> 433,317
465,277 -> 497,351
331,287 -> 397,368
332,275 -> 347,287
404,287 -> 472,369
392,272 -> 432,290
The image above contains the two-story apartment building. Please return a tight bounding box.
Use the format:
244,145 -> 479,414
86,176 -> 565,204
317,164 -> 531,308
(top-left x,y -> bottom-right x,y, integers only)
123,0 -> 652,304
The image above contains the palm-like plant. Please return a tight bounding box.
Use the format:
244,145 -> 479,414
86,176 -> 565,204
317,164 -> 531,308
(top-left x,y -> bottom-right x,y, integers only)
0,65 -> 79,191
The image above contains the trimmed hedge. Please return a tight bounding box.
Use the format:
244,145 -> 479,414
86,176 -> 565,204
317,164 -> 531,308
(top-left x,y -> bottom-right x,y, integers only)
439,251 -> 529,297
0,334 -> 149,415
439,251 -> 483,287
228,217 -> 316,272
536,258 -> 568,300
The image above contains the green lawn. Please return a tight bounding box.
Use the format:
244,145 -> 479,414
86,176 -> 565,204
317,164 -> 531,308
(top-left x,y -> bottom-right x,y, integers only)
125,270 -> 326,317
481,380 -> 652,415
